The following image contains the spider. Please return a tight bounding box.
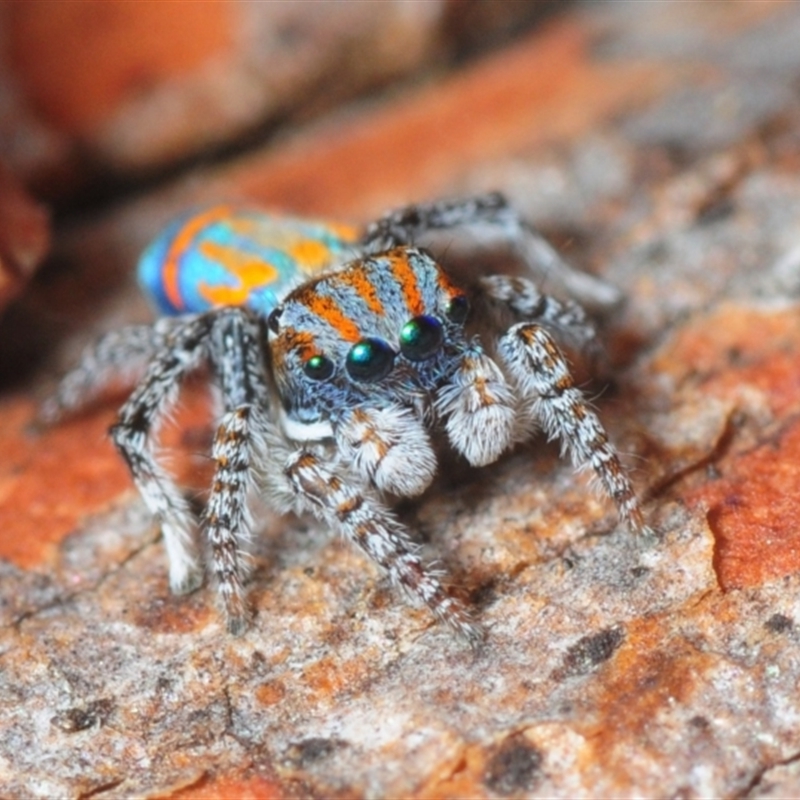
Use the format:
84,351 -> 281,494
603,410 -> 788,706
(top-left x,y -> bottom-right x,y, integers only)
45,193 -> 649,643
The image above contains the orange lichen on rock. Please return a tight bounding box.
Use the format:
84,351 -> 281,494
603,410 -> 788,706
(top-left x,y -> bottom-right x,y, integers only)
649,302 -> 800,419
0,396 -> 126,568
0,379 -> 213,571
165,773 -> 285,800
587,614 -> 710,730
703,418 -> 800,590
650,303 -> 800,589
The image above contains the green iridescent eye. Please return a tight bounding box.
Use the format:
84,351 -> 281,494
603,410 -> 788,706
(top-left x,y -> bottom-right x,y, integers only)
303,354 -> 334,381
346,338 -> 395,382
399,315 -> 444,362
445,295 -> 469,324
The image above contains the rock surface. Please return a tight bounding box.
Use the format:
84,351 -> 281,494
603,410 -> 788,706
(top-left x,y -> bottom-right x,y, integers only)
2,2 -> 800,797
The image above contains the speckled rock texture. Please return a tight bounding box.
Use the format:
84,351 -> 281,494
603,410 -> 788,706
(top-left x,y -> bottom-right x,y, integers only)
3,2 -> 800,798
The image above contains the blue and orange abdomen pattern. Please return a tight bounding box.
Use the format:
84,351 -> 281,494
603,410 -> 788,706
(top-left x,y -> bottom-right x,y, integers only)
137,205 -> 360,317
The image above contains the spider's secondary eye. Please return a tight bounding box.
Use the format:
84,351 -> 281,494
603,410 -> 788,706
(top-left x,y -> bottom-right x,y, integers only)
399,315 -> 443,362
267,307 -> 283,334
346,338 -> 395,382
445,294 -> 469,324
303,354 -> 334,381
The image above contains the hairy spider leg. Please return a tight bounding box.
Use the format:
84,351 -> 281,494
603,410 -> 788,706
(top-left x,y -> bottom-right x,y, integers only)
361,192 -> 622,313
205,307 -> 272,633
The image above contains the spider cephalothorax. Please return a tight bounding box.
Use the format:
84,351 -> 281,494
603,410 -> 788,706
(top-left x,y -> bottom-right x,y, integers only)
46,193 -> 649,642
268,247 -> 470,421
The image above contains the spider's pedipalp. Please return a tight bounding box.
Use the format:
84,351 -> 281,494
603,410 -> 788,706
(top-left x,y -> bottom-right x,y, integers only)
111,314 -> 212,595
498,322 -> 648,535
205,308 -> 271,634
283,448 -> 484,645
435,348 -> 517,467
336,404 -> 437,497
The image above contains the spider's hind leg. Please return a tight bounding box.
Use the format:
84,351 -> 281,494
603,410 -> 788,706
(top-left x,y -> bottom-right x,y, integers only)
111,314 -> 212,596
479,273 -> 600,358
41,318 -> 186,423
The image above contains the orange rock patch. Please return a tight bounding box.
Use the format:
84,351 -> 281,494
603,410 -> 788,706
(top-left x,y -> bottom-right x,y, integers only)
651,303 -> 800,589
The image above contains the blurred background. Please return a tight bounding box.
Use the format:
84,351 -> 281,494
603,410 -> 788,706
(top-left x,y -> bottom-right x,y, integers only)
1,0 -> 562,207
0,0 -> 568,379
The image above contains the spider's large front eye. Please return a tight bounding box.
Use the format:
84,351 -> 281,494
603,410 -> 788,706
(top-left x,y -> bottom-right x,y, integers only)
346,338 -> 395,382
445,294 -> 469,324
304,354 -> 334,381
399,315 -> 443,362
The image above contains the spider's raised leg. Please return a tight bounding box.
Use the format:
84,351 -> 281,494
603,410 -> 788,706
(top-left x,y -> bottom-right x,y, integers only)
498,322 -> 649,535
41,318 -> 185,422
276,446 -> 484,645
361,192 -> 621,313
479,273 -> 599,355
111,315 -> 211,595
205,308 -> 271,634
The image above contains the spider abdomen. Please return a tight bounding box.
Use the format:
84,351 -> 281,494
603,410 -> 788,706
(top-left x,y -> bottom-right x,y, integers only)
137,205 -> 359,317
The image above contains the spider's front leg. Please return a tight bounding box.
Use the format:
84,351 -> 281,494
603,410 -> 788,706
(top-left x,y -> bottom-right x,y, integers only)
278,445 -> 484,645
110,315 -> 212,595
205,307 -> 271,634
498,321 -> 650,535
361,192 -> 622,313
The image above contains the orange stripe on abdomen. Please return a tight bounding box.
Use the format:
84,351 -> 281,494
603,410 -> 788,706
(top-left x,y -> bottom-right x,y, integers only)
162,205 -> 234,310
196,239 -> 280,307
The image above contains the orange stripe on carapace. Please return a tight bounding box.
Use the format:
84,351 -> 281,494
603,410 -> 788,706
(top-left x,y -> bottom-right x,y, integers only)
387,249 -> 423,316
296,286 -> 361,342
333,262 -> 385,316
273,327 -> 318,363
196,239 -> 280,307
435,265 -> 460,296
162,205 -> 235,310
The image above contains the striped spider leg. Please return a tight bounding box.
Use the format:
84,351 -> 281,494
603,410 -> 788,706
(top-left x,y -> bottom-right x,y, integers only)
484,275 -> 650,535
361,192 -> 623,314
